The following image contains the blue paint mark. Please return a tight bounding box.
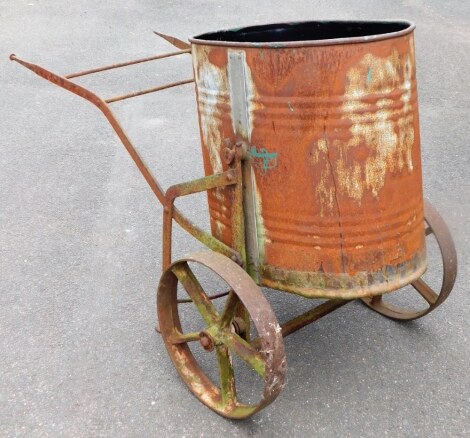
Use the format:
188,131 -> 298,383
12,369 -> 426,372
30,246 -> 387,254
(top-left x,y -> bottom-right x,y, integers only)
250,146 -> 278,173
367,67 -> 373,85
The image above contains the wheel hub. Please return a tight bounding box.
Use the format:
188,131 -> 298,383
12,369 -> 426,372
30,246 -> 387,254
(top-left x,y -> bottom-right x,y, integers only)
199,330 -> 215,352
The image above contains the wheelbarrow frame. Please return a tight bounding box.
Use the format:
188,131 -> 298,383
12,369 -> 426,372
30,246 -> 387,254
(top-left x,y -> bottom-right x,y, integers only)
10,29 -> 458,418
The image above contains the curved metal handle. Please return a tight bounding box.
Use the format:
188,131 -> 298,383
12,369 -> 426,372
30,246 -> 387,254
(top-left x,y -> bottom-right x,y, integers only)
10,51 -> 241,263
9,52 -> 193,206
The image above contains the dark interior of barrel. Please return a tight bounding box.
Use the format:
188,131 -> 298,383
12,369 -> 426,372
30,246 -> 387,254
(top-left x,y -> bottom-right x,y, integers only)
194,21 -> 410,43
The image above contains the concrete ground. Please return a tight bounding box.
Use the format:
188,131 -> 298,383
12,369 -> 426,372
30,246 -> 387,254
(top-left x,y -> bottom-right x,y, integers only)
1,1 -> 469,437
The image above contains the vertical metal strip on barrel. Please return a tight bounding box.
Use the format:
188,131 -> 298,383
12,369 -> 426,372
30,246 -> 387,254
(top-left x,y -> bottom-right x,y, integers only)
228,50 -> 260,282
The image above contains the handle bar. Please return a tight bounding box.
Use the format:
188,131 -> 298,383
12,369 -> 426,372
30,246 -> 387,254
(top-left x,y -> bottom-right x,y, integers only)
9,51 -> 193,206
10,37 -> 242,262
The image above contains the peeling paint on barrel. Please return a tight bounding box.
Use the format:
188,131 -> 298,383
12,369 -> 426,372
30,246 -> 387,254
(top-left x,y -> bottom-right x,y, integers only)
192,45 -> 235,244
193,46 -> 225,174
313,46 -> 417,207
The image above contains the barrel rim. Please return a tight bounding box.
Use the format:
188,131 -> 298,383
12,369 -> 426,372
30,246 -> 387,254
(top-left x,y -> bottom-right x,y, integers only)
190,20 -> 415,48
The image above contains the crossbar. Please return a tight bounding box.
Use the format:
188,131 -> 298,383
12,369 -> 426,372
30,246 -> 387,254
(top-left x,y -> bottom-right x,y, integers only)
105,78 -> 194,103
65,49 -> 191,79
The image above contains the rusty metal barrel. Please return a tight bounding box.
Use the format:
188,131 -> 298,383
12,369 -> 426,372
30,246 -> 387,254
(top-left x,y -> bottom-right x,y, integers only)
190,21 -> 426,299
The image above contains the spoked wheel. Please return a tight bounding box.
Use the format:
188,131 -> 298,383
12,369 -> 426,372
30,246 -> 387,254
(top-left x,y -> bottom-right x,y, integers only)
157,251 -> 286,419
362,199 -> 457,321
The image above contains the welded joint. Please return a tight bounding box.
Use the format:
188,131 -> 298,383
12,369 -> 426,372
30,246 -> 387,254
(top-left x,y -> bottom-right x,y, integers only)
162,170 -> 243,268
164,169 -> 238,203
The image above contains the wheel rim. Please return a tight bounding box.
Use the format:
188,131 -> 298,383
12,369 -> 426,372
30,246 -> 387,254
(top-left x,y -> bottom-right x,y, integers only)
157,251 -> 286,419
361,199 -> 457,320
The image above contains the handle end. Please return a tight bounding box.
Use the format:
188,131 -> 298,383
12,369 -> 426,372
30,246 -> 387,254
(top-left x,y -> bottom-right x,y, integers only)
153,31 -> 190,50
9,54 -> 16,61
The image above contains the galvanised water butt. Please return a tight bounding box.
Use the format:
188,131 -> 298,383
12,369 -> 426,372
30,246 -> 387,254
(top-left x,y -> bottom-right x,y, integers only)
191,21 -> 426,299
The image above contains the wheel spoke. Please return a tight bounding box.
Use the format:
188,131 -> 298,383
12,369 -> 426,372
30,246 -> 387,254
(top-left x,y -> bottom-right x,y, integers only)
170,330 -> 201,344
412,278 -> 438,305
172,263 -> 219,326
217,345 -> 237,407
219,331 -> 266,378
219,290 -> 240,329
176,289 -> 230,304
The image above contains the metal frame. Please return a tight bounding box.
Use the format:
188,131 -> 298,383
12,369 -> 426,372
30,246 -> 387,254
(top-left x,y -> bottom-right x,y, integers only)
11,40 -> 457,419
